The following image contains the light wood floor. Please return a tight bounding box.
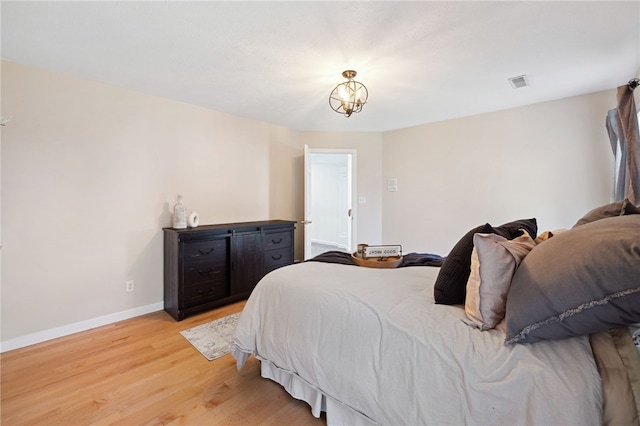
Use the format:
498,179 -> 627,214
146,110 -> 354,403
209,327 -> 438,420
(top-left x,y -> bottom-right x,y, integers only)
1,301 -> 325,425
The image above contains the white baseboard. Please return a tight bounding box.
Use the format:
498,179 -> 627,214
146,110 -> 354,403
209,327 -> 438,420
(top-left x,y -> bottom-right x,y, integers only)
0,302 -> 164,353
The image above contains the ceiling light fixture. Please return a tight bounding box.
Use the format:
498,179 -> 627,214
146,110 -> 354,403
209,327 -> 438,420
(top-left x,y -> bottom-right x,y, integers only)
329,70 -> 368,117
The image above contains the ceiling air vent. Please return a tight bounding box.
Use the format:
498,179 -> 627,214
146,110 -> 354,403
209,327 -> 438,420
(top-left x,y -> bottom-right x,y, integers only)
508,74 -> 529,89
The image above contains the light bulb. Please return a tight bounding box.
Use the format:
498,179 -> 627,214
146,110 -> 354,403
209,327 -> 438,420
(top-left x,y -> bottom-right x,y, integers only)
338,85 -> 349,101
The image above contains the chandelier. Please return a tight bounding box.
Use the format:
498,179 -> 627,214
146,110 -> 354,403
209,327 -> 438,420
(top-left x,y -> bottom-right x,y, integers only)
329,70 -> 368,117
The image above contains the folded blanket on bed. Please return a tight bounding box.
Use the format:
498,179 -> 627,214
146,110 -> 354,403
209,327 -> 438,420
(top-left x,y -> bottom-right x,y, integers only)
307,250 -> 444,267
401,252 -> 445,267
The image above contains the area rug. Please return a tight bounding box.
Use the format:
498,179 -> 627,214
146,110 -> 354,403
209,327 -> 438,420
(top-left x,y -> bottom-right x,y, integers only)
180,313 -> 241,361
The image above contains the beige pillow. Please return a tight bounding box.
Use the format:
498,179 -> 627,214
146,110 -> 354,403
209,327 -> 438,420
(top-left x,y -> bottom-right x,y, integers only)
534,229 -> 566,244
465,230 -> 536,330
534,230 -> 553,244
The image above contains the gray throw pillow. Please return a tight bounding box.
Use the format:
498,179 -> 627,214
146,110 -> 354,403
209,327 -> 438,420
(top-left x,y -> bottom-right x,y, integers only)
573,198 -> 640,227
505,215 -> 640,345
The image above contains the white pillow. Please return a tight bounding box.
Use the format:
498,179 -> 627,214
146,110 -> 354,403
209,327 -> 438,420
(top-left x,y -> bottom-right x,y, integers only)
465,230 -> 536,330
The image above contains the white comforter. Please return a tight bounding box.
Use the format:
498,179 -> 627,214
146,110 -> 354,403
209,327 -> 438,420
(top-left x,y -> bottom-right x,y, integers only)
231,262 -> 602,425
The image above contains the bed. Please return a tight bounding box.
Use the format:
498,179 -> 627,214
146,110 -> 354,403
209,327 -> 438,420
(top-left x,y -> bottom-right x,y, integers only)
231,201 -> 640,425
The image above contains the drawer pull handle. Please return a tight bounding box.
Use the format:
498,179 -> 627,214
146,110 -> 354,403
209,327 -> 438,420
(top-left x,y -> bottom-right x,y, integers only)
197,268 -> 219,276
271,238 -> 283,244
198,287 -> 214,295
197,248 -> 215,255
271,254 -> 283,261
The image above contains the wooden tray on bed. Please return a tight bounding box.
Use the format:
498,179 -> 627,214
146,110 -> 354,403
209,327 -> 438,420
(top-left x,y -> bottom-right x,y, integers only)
351,252 -> 403,268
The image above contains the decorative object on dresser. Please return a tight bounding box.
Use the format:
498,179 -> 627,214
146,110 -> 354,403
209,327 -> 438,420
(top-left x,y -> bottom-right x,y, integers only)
188,211 -> 200,228
172,195 -> 187,229
164,220 -> 295,321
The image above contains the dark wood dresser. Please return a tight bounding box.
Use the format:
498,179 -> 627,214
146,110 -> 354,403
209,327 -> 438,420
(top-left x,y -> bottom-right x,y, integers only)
163,220 -> 296,320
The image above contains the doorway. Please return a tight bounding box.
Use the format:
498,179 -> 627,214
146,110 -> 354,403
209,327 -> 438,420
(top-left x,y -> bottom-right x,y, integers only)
303,147 -> 357,260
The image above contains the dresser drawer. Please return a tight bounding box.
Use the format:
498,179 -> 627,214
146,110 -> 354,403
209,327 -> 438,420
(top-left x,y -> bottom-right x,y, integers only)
264,247 -> 292,269
182,280 -> 230,308
183,262 -> 228,287
182,239 -> 228,263
264,231 -> 292,250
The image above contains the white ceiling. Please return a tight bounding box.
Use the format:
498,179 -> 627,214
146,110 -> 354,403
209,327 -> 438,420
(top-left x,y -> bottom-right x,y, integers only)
2,1 -> 639,132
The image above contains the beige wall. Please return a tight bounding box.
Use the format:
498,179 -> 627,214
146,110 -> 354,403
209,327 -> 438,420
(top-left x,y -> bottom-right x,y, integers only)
0,61 -> 302,344
1,59 -> 621,349
382,90 -> 616,255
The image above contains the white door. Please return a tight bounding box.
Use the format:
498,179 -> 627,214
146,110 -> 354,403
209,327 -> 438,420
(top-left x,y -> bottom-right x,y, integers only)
303,146 -> 356,260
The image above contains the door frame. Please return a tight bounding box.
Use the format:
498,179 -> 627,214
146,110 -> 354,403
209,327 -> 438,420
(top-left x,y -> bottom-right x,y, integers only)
303,146 -> 358,260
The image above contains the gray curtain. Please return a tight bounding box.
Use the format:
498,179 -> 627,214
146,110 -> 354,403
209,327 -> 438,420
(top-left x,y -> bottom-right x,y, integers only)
606,80 -> 640,204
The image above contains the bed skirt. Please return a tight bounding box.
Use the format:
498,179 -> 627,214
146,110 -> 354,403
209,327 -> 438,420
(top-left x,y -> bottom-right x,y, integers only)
232,345 -> 377,425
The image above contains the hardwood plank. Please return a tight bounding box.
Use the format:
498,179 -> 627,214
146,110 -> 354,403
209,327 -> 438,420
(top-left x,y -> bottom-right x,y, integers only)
1,302 -> 325,425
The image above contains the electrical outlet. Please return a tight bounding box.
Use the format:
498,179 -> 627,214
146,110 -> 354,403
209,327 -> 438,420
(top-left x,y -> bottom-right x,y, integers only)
126,280 -> 135,292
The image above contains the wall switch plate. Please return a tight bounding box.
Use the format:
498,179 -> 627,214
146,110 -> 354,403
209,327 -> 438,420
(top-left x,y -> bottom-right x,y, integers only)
126,280 -> 135,292
387,178 -> 398,192
358,196 -> 366,204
